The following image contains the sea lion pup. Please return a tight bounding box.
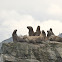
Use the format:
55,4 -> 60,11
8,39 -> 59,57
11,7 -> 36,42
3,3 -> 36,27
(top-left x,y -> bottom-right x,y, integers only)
49,35 -> 62,42
35,26 -> 41,36
27,26 -> 34,36
12,29 -> 26,42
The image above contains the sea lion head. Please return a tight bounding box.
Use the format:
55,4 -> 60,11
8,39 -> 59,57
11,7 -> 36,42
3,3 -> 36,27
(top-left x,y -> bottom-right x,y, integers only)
36,26 -> 40,31
50,28 -> 52,32
27,26 -> 33,31
13,29 -> 17,34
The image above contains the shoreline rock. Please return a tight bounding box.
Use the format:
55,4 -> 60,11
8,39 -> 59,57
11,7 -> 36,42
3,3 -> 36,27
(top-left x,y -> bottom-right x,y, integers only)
1,41 -> 62,62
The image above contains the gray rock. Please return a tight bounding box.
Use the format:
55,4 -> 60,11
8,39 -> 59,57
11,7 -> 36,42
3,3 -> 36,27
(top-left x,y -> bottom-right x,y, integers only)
1,41 -> 62,62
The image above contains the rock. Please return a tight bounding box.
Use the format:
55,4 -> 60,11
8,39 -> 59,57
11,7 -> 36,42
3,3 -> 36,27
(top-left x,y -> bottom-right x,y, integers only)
2,54 -> 16,62
58,33 -> 62,38
1,41 -> 62,62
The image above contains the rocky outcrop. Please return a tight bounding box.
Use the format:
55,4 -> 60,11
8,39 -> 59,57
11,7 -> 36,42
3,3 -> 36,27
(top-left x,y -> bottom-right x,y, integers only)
1,41 -> 62,62
58,33 -> 62,38
0,37 -> 13,53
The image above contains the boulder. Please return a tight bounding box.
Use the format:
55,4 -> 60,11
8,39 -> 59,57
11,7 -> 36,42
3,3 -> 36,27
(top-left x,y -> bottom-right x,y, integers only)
1,41 -> 62,62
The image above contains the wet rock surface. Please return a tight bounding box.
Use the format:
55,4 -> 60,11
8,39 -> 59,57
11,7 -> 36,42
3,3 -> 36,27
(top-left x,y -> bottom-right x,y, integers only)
1,41 -> 62,62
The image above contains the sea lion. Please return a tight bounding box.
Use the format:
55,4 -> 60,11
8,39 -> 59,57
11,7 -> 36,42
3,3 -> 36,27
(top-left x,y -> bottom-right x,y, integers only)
27,26 -> 34,36
12,29 -> 18,42
23,35 -> 43,43
12,29 -> 26,42
35,26 -> 41,36
49,35 -> 62,42
50,28 -> 54,35
41,30 -> 46,41
47,28 -> 54,38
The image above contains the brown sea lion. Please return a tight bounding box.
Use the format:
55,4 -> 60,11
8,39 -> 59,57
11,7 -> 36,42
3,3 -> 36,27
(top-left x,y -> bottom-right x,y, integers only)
47,28 -> 54,38
12,29 -> 26,42
49,35 -> 62,42
41,30 -> 46,41
50,28 -> 54,35
27,26 -> 34,36
12,29 -> 18,42
23,35 -> 44,43
35,26 -> 41,36
47,30 -> 51,38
